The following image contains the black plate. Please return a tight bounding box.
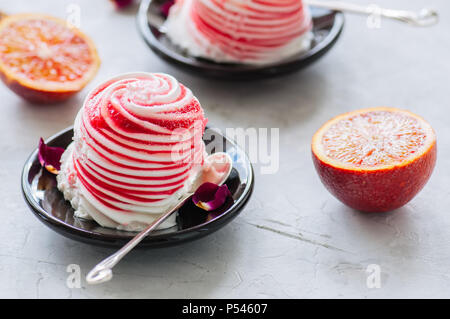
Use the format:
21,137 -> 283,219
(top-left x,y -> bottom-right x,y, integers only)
21,127 -> 254,248
137,0 -> 344,79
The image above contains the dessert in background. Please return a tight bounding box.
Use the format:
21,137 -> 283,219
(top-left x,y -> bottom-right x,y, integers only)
312,107 -> 437,212
57,72 -> 208,231
165,0 -> 313,65
0,13 -> 100,103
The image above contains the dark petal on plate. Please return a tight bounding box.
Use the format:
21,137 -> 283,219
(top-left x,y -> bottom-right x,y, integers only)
192,182 -> 232,211
160,0 -> 175,17
110,0 -> 134,9
38,138 -> 65,174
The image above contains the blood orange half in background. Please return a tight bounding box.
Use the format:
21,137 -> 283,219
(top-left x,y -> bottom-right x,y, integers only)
312,107 -> 437,212
0,13 -> 100,103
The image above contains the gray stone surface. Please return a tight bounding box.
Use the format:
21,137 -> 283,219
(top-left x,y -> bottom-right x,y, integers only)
1,0 -> 449,298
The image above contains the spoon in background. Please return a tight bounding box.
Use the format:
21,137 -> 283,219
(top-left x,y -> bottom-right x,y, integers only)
304,0 -> 438,27
86,152 -> 233,285
147,1 -> 438,32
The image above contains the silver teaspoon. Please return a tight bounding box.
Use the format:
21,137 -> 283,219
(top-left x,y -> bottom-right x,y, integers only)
86,152 -> 232,285
304,0 -> 438,27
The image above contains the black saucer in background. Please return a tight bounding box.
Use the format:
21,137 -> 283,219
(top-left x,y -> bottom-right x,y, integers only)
137,0 -> 344,79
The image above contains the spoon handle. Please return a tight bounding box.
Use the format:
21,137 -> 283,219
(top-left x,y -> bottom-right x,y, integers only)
305,0 -> 438,27
86,194 -> 191,285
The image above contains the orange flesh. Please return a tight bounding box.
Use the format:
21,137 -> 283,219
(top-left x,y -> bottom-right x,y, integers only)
0,18 -> 94,85
321,111 -> 428,167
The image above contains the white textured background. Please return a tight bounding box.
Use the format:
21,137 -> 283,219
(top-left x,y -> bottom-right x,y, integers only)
1,0 -> 449,298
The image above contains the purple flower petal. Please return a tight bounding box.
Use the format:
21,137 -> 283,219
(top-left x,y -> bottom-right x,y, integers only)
192,182 -> 232,211
38,138 -> 65,175
160,0 -> 175,17
110,0 -> 134,9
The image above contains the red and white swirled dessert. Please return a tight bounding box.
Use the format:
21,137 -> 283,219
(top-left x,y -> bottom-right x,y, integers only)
57,73 -> 208,231
164,0 -> 313,64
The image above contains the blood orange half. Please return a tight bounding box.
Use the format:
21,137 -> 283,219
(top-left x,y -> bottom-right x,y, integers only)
0,13 -> 100,103
312,107 -> 437,212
